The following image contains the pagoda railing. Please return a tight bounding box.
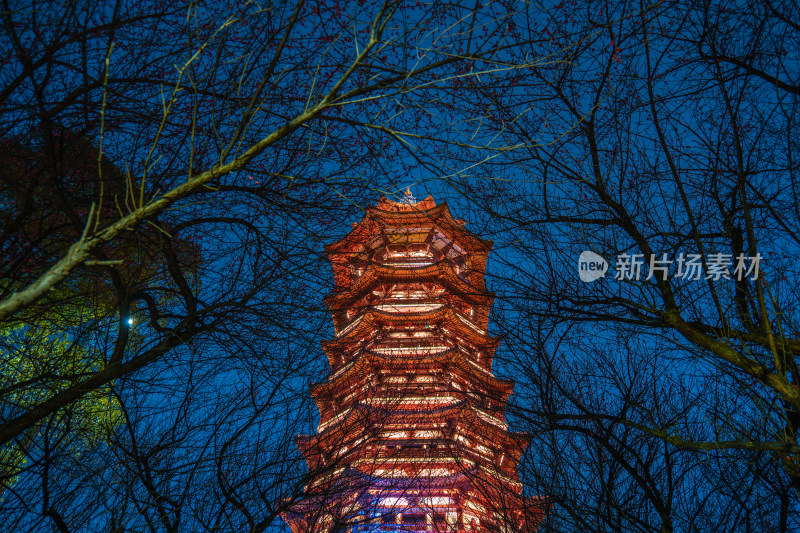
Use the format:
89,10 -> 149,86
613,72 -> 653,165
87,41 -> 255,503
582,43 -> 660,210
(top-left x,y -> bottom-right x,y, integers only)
373,447 -> 454,460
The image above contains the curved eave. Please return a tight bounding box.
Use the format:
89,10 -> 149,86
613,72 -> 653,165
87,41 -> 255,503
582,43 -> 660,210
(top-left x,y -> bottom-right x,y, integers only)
340,464 -> 477,490
325,199 -> 493,255
324,260 -> 494,309
322,307 -> 499,349
309,401 -> 529,460
368,199 -> 494,253
310,348 -> 513,403
280,512 -> 307,533
453,409 -> 531,461
295,434 -> 318,465
329,301 -> 492,337
324,201 -> 444,254
362,348 -> 502,388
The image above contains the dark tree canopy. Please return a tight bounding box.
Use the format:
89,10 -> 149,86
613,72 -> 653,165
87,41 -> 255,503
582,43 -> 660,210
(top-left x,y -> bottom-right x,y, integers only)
0,0 -> 798,532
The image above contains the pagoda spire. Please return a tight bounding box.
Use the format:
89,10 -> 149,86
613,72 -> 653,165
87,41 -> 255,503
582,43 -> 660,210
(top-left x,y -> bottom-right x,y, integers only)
283,194 -> 547,533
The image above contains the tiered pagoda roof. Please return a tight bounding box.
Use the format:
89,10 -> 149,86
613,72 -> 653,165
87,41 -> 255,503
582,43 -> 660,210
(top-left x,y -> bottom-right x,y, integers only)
283,191 -> 547,533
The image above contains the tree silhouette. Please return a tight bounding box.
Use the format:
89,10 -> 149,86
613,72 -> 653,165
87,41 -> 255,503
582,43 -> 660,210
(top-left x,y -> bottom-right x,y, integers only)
444,0 -> 800,530
0,1 -> 552,530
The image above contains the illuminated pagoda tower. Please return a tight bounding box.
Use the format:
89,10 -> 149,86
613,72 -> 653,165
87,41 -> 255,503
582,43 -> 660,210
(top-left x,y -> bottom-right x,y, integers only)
283,191 -> 546,532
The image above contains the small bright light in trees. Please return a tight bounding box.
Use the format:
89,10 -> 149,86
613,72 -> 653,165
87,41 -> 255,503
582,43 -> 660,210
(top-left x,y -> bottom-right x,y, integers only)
127,318 -> 134,326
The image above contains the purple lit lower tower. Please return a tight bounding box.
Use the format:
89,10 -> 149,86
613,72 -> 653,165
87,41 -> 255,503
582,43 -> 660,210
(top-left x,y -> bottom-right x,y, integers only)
282,192 -> 547,532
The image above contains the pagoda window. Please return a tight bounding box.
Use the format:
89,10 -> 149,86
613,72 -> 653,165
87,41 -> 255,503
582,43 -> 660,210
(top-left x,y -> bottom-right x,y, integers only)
386,244 -> 406,257
431,230 -> 451,251
373,345 -> 448,356
420,496 -> 454,507
419,468 -> 451,477
386,230 -> 429,244
444,242 -> 465,258
350,265 -> 365,281
375,244 -> 436,267
387,287 -> 428,299
374,468 -> 406,478
403,513 -> 426,525
376,302 -> 443,313
378,497 -> 409,508
407,243 -> 430,257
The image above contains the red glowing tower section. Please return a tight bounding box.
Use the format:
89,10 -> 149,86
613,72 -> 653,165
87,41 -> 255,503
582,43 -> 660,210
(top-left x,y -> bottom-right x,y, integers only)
283,192 -> 546,532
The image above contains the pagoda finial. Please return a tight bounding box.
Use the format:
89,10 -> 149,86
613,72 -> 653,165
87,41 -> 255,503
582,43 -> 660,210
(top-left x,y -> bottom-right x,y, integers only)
402,187 -> 416,204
